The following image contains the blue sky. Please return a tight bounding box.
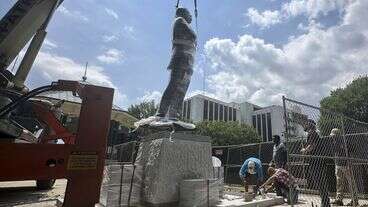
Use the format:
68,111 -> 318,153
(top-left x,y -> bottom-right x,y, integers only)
1,0 -> 367,108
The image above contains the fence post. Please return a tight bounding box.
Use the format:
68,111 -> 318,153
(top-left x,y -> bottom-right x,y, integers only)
117,145 -> 122,162
207,179 -> 210,207
340,117 -> 358,206
282,96 -> 294,207
258,143 -> 262,161
119,164 -> 125,207
127,164 -> 136,207
225,146 -> 230,184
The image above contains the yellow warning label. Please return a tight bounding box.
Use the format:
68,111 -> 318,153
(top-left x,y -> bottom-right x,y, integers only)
67,151 -> 98,170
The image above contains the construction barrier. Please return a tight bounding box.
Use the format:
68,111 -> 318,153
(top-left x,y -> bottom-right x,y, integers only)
283,97 -> 368,207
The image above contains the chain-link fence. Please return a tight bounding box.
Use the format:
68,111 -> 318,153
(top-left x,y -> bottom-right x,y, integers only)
110,141 -> 138,163
283,97 -> 368,207
212,142 -> 274,185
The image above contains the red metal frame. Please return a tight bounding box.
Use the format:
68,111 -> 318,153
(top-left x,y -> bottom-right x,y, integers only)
32,100 -> 76,144
0,80 -> 114,207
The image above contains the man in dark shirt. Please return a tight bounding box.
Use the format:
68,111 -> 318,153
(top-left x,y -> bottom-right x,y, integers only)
301,119 -> 330,207
269,135 -> 287,169
330,128 -> 358,206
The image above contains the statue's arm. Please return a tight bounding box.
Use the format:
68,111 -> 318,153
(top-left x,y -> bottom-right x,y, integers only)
173,17 -> 193,38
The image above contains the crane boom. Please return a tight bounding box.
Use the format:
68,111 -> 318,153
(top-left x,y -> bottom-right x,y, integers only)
0,0 -> 62,74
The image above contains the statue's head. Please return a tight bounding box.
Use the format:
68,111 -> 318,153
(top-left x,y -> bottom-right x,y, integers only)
176,7 -> 192,23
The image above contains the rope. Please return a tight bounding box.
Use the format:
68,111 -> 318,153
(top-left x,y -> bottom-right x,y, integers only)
194,0 -> 198,36
192,0 -> 204,95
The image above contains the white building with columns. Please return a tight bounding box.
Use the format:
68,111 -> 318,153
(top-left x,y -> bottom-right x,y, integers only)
182,94 -> 304,142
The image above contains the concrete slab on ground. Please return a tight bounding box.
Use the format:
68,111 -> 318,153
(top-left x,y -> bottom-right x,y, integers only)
218,194 -> 285,207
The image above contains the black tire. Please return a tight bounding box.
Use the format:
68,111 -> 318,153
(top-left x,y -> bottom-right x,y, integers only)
36,179 -> 56,190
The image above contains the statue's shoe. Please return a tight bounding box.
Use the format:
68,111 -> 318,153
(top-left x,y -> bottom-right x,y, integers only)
172,120 -> 196,130
133,115 -> 163,128
134,116 -> 195,131
150,119 -> 196,130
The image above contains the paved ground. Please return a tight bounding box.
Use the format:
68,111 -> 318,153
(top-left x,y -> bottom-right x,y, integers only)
0,180 -> 66,207
1,181 -> 367,207
224,185 -> 368,207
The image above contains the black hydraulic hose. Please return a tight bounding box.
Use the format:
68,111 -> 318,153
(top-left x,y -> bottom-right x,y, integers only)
0,85 -> 53,118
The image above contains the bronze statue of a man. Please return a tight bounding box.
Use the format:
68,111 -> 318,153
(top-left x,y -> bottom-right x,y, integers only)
156,7 -> 197,120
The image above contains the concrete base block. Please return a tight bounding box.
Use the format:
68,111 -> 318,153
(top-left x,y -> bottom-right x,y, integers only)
136,132 -> 214,206
100,164 -> 143,206
180,179 -> 221,207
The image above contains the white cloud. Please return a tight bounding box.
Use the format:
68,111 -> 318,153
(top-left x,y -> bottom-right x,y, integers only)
43,39 -> 58,49
57,5 -> 70,15
57,5 -> 89,22
101,25 -> 136,43
122,25 -> 136,40
247,0 -> 347,28
246,8 -> 282,28
282,0 -> 346,19
204,0 -> 368,106
138,90 -> 162,104
102,35 -> 119,43
31,51 -> 127,107
105,8 -> 119,20
97,48 -> 124,64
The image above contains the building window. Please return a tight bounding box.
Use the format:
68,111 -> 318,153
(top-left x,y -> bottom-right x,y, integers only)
187,100 -> 191,120
267,113 -> 272,142
183,101 -> 187,120
209,101 -> 214,121
224,106 -> 228,121
257,114 -> 261,136
252,115 -> 256,128
219,105 -> 224,121
233,109 -> 237,121
214,103 -> 219,121
203,100 -> 208,120
262,114 -> 267,142
229,107 -> 233,121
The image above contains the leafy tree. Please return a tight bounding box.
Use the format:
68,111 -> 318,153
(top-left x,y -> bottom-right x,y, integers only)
193,121 -> 261,146
319,76 -> 368,135
127,100 -> 157,119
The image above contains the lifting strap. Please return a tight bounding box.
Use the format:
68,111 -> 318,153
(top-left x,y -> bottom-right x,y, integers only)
194,0 -> 198,35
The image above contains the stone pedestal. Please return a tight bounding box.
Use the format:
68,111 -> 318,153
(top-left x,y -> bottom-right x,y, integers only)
100,164 -> 142,207
179,179 -> 221,207
135,132 -> 214,206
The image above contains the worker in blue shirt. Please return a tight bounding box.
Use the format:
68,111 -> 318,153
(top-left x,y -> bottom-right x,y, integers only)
239,157 -> 264,192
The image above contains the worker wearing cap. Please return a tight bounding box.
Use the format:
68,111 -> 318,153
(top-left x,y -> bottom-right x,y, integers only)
239,157 -> 264,192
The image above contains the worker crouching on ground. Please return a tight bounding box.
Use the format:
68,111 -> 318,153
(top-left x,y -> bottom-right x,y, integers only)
260,167 -> 299,204
239,157 -> 264,193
